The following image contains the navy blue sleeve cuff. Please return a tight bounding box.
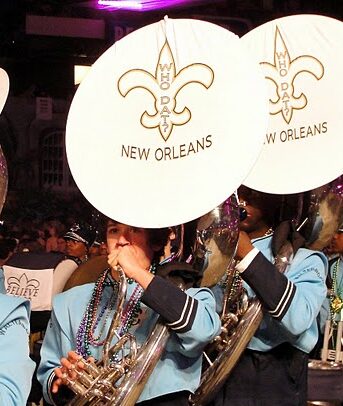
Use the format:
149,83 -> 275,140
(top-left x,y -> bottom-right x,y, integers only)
241,252 -> 296,320
141,275 -> 198,333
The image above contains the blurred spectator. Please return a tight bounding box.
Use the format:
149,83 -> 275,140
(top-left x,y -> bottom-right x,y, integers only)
325,224 -> 343,259
314,223 -> 343,357
88,241 -> 101,258
64,222 -> 97,264
56,237 -> 66,254
18,231 -> 45,253
330,225 -> 343,256
45,220 -> 65,253
99,241 -> 107,256
35,222 -> 47,251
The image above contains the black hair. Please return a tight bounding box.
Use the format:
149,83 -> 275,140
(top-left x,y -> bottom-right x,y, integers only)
0,238 -> 18,260
238,185 -> 283,228
5,238 -> 18,252
92,211 -> 170,259
146,227 -> 171,258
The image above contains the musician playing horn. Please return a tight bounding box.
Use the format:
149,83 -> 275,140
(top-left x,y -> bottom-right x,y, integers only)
213,186 -> 327,406
0,293 -> 35,405
317,223 -> 343,345
325,223 -> 343,321
37,217 -> 221,405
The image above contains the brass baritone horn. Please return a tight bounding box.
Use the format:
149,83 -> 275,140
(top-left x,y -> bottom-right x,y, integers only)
65,196 -> 240,405
66,269 -> 171,406
190,211 -> 295,406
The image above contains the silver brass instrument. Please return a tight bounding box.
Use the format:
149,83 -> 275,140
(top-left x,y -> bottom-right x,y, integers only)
191,180 -> 343,405
62,14 -> 270,406
189,276 -> 262,406
65,195 -> 240,405
190,211 -> 295,406
190,13 -> 343,405
62,13 -> 343,406
66,265 -> 172,406
307,178 -> 343,371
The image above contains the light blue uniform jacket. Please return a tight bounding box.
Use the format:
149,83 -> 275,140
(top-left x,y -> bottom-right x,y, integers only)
247,235 -> 327,353
0,294 -> 35,405
212,235 -> 327,354
37,281 -> 220,404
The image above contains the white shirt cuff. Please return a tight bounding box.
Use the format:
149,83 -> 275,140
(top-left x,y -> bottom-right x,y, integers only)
235,247 -> 259,273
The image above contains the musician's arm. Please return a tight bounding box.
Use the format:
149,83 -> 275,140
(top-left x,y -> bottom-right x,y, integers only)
0,296 -> 35,406
239,250 -> 327,334
141,275 -> 221,357
37,305 -> 74,405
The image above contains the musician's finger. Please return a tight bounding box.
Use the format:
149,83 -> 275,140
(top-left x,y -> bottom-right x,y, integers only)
108,253 -> 119,269
67,351 -> 82,362
108,251 -> 118,261
51,377 -> 63,393
54,366 -> 65,379
53,366 -> 69,391
67,363 -> 78,379
61,357 -> 77,377
61,357 -> 73,369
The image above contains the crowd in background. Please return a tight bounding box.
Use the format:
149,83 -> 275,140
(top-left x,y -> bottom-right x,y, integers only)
0,215 -> 108,267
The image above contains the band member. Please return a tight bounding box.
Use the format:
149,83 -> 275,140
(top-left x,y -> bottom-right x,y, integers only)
37,217 -> 221,405
319,223 -> 343,329
0,293 -> 35,405
63,222 -> 97,265
214,186 -> 327,406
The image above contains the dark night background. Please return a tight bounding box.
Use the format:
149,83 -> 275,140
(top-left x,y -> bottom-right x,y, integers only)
1,0 -> 342,98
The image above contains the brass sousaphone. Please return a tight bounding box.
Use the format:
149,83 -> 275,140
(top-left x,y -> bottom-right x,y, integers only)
64,16 -> 268,406
191,14 -> 343,406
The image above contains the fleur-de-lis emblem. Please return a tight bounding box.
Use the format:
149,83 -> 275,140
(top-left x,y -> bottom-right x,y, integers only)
8,273 -> 40,290
331,296 -> 343,314
260,26 -> 324,124
118,41 -> 214,141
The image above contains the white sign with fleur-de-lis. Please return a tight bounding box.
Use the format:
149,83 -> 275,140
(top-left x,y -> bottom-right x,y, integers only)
66,17 -> 268,228
242,14 -> 343,194
3,266 -> 54,311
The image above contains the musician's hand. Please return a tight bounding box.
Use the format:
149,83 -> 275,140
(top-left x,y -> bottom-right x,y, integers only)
235,231 -> 254,261
108,245 -> 140,277
52,351 -> 95,393
108,245 -> 154,289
